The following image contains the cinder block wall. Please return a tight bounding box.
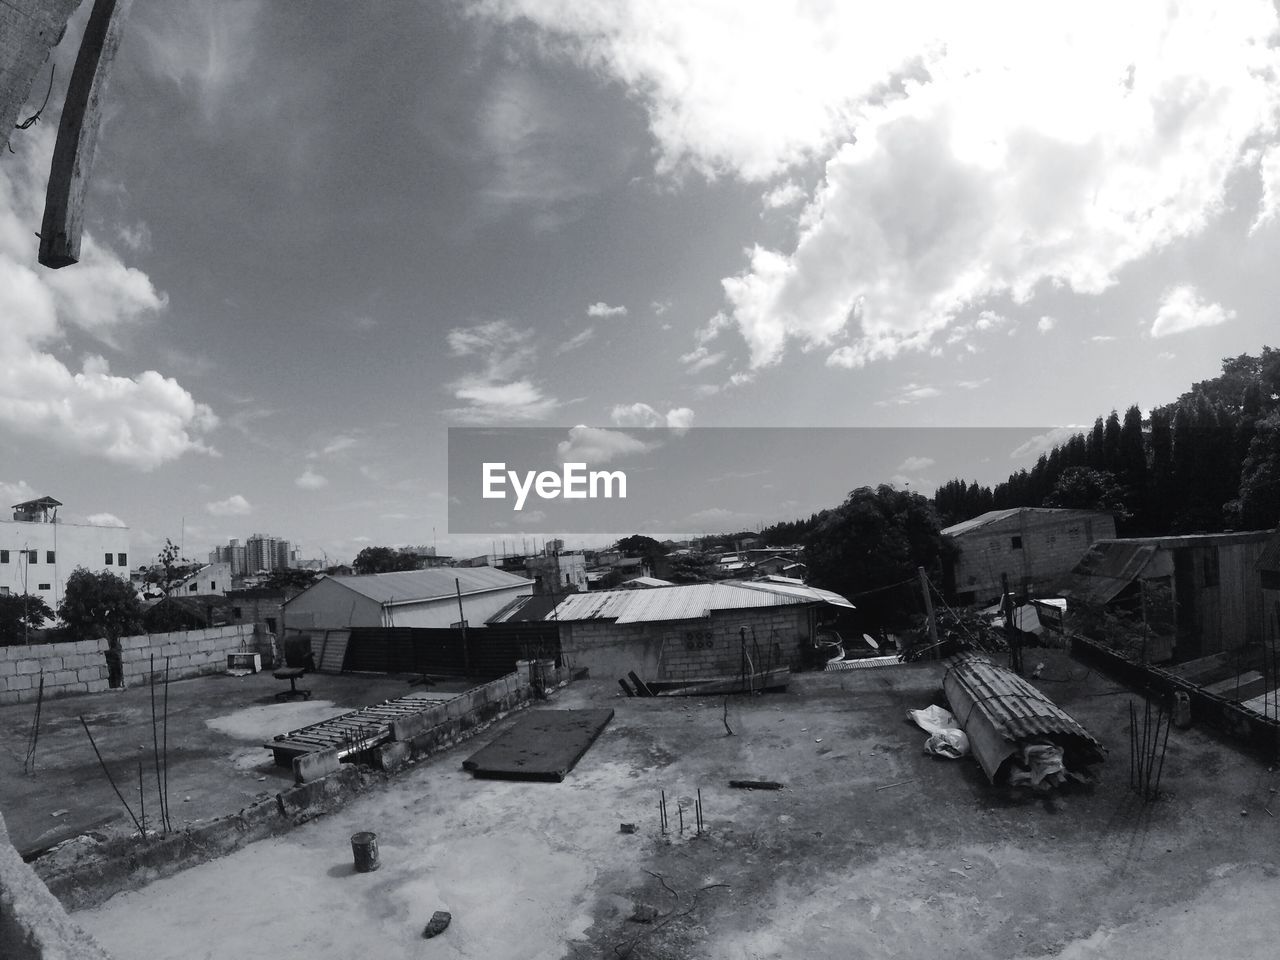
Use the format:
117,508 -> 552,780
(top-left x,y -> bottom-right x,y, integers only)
561,605 -> 812,681
0,624 -> 267,704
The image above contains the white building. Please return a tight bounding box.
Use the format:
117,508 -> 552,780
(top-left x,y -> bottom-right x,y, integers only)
282,566 -> 533,630
0,497 -> 130,612
172,561 -> 233,597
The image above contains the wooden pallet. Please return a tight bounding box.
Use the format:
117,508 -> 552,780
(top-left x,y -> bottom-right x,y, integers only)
263,692 -> 458,766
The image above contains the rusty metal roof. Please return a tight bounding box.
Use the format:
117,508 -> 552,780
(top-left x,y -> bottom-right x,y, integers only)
944,654 -> 1103,751
734,580 -> 856,609
548,582 -> 815,624
325,566 -> 532,605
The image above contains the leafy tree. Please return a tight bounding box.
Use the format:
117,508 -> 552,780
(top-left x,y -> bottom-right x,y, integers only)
804,485 -> 943,628
262,567 -> 320,594
1229,408 -> 1280,528
1042,466 -> 1127,517
352,546 -> 422,575
143,539 -> 198,597
662,552 -> 721,584
0,593 -> 54,645
614,535 -> 668,559
58,568 -> 142,641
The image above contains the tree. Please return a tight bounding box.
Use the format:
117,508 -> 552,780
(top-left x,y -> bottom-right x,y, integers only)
1229,408 -> 1280,528
0,593 -> 54,645
58,568 -> 142,641
663,552 -> 720,584
804,485 -> 943,628
614,535 -> 668,560
143,539 -> 198,598
1042,466 -> 1127,517
262,567 -> 320,594
352,546 -> 422,575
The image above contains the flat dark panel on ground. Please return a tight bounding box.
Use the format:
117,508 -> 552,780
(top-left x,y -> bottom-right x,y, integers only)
463,708 -> 614,782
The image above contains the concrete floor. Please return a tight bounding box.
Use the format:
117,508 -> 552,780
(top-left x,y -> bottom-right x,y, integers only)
58,652 -> 1280,959
0,669 -> 470,855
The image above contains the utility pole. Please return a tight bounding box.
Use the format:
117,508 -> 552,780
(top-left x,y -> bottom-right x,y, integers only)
918,567 -> 939,657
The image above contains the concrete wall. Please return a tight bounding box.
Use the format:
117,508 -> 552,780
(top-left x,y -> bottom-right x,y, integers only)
950,511 -> 1115,602
559,605 -> 813,682
1,518 -> 131,615
1,809 -> 114,960
386,587 -> 528,629
0,0 -> 82,154
173,561 -> 232,597
0,624 -> 265,704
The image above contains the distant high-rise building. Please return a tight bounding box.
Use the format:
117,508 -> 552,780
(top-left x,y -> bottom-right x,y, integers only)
209,538 -> 247,576
212,534 -> 293,575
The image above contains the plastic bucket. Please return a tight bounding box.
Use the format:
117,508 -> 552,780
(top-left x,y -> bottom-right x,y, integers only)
351,831 -> 380,872
1172,691 -> 1192,729
516,659 -> 534,685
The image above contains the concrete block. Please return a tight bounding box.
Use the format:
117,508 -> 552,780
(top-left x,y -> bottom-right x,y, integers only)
86,678 -> 110,693
0,660 -> 15,676
292,747 -> 342,784
390,704 -> 446,741
6,674 -> 33,691
51,670 -> 77,686
376,740 -> 410,772
75,667 -> 99,683
17,659 -> 44,675
277,766 -> 362,823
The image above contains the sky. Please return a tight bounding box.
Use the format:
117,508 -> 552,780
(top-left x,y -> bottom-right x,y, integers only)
3,0 -> 1280,564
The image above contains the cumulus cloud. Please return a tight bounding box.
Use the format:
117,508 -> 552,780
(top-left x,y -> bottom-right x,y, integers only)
587,301 -> 628,318
875,383 -> 941,406
0,480 -> 37,504
0,127 -> 217,470
481,2 -> 1280,368
1149,285 -> 1235,337
86,512 -> 128,528
445,320 -> 559,423
1010,426 -> 1085,460
556,425 -> 654,464
205,494 -> 252,516
310,435 -> 358,458
762,181 -> 807,210
296,467 -> 328,489
610,403 -> 695,430
1037,316 -> 1056,333
1252,145 -> 1280,233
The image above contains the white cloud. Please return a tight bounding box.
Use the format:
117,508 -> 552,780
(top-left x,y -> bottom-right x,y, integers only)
557,425 -> 654,464
0,480 -> 37,504
296,468 -> 328,490
350,315 -> 378,333
484,3 -> 1280,368
1252,144 -> 1280,233
205,494 -> 252,516
897,456 -> 936,472
312,435 -> 358,458
1037,315 -> 1056,333
762,181 -> 807,210
610,403 -> 695,430
1089,335 -> 1118,342
0,128 -> 216,470
1010,426 -> 1084,460
86,512 -> 128,528
556,326 -> 596,353
651,300 -> 671,316
445,320 -> 559,423
587,301 -> 628,318
956,378 -> 990,389
679,346 -> 725,373
1149,285 -> 1235,337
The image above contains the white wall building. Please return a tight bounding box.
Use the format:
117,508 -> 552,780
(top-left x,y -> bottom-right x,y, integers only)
172,561 -> 233,597
0,497 -> 130,612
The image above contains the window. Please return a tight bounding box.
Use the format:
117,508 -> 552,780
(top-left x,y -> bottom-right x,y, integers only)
232,606 -> 243,619
37,583 -> 50,591
265,617 -> 278,634
118,553 -> 127,566
189,583 -> 198,592
1011,536 -> 1023,550
46,550 -> 55,563
27,550 -> 37,564
105,553 -> 113,565
0,550 -> 8,563
0,586 -> 9,595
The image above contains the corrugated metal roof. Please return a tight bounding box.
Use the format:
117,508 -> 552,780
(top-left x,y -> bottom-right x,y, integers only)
1058,542 -> 1155,606
548,582 -> 814,624
945,654 -> 1103,749
328,566 -> 532,605
941,507 -> 1108,538
735,580 -> 856,609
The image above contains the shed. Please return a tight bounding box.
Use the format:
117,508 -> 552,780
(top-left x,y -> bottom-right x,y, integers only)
282,567 -> 533,631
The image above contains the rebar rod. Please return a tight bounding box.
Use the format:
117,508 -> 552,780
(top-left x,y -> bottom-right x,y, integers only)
79,715 -> 141,832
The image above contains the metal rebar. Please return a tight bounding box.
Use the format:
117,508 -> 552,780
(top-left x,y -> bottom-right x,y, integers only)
678,804 -> 684,835
24,672 -> 45,775
150,654 -> 164,832
1152,702 -> 1172,801
660,790 -> 667,833
162,656 -> 171,831
696,788 -> 703,834
138,762 -> 146,838
79,715 -> 141,833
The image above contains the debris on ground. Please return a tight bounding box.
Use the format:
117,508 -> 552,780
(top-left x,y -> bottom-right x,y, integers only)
728,780 -> 784,790
619,823 -> 637,834
629,904 -> 659,924
421,911 -> 452,939
907,704 -> 970,759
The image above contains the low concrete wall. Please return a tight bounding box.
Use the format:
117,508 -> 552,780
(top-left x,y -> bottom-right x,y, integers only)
35,671 -> 547,910
0,810 -> 113,960
0,625 -> 268,705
